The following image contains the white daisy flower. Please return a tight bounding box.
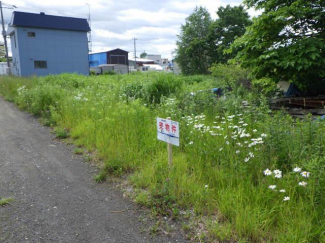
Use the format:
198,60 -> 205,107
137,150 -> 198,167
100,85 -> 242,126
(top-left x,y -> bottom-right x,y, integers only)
293,167 -> 301,172
268,185 -> 276,190
283,196 -> 290,201
279,189 -> 286,193
301,171 -> 310,178
263,169 -> 272,176
298,181 -> 308,187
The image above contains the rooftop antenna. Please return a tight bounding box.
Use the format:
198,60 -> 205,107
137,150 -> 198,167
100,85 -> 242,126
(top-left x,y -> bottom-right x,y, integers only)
0,1 -> 16,68
86,3 -> 92,52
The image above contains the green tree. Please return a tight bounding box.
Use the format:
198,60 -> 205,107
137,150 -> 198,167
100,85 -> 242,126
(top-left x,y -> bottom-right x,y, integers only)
231,0 -> 325,90
140,51 -> 147,58
175,6 -> 212,75
0,44 -> 6,62
209,5 -> 251,64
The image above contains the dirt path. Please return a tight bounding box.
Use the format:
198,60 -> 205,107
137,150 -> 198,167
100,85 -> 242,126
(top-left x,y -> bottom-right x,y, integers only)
0,98 -> 185,243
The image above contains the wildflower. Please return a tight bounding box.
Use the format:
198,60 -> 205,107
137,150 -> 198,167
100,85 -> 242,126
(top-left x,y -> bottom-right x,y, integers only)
283,196 -> 290,201
301,171 -> 310,178
236,150 -> 240,154
298,181 -> 308,187
243,123 -> 248,126
274,169 -> 282,178
249,152 -> 254,158
268,185 -> 276,190
204,185 -> 208,189
253,129 -> 257,132
238,121 -> 244,124
226,141 -> 230,145
219,148 -> 223,151
244,157 -> 250,162
261,133 -> 267,137
279,189 -> 286,193
188,141 -> 193,145
293,167 -> 301,172
263,169 -> 272,176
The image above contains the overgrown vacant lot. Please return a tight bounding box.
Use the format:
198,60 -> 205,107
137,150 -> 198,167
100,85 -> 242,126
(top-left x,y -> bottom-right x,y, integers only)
1,73 -> 324,242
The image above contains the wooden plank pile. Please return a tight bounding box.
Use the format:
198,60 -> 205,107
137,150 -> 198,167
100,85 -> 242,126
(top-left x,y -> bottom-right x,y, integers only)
270,97 -> 325,118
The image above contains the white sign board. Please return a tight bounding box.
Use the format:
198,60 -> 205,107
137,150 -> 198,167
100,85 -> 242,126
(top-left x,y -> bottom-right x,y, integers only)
157,118 -> 180,146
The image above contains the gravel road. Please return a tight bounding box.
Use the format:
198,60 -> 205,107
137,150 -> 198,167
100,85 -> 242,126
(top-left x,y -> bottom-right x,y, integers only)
0,98 -> 186,243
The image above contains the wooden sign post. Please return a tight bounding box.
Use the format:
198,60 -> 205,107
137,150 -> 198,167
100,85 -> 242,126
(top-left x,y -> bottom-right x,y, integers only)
157,117 -> 180,168
167,117 -> 173,167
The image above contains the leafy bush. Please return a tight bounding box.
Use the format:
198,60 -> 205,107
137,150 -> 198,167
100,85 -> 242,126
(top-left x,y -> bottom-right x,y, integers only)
144,74 -> 184,104
210,64 -> 251,90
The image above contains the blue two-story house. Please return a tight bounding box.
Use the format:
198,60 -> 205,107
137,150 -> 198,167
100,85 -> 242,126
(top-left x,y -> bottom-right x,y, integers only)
7,11 -> 90,76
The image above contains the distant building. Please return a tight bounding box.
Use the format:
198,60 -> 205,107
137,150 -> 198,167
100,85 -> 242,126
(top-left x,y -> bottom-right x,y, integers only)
89,48 -> 129,74
7,11 -> 90,76
128,57 -> 156,72
146,54 -> 162,65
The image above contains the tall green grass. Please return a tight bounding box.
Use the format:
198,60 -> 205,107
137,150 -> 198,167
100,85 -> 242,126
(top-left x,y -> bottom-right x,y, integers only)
0,73 -> 324,242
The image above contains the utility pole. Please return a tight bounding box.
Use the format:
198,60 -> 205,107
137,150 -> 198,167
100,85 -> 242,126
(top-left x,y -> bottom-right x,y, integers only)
0,1 -> 16,68
133,37 -> 137,68
86,3 -> 92,53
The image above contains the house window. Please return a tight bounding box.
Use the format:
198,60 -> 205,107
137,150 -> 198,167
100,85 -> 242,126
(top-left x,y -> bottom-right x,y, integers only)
28,32 -> 36,37
34,61 -> 47,69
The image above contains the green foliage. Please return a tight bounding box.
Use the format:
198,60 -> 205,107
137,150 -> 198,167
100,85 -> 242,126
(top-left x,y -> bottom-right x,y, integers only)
0,197 -> 13,206
140,51 -> 147,58
55,127 -> 69,139
208,5 -> 252,64
209,63 -> 251,90
175,6 -> 212,75
252,77 -> 278,97
232,0 -> 325,91
103,71 -> 116,75
145,74 -> 184,104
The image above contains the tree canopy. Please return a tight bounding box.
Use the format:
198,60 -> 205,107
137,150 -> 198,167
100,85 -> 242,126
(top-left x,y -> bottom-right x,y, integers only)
209,5 -> 251,64
231,0 -> 325,90
175,7 -> 212,75
140,51 -> 147,58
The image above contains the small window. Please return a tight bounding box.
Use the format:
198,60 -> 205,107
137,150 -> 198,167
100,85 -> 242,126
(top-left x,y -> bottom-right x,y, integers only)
34,61 -> 47,69
28,32 -> 35,37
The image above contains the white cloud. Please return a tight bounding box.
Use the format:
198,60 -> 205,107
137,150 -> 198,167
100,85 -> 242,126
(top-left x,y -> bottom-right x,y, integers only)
5,0 -> 261,59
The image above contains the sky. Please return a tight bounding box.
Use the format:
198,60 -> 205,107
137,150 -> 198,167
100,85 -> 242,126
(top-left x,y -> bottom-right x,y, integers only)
3,0 -> 261,60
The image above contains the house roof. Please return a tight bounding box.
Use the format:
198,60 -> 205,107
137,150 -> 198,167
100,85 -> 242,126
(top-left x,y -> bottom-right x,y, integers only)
11,11 -> 90,32
89,48 -> 129,55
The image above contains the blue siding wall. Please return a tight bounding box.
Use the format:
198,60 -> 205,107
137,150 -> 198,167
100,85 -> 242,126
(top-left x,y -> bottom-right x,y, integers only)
14,27 -> 89,76
89,52 -> 107,67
